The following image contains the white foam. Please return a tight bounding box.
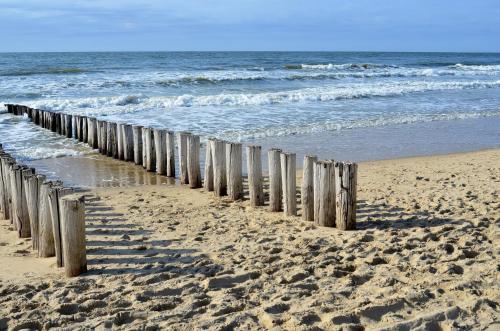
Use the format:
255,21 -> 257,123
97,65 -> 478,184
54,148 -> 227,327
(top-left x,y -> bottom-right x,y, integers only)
25,79 -> 500,114
223,110 -> 500,141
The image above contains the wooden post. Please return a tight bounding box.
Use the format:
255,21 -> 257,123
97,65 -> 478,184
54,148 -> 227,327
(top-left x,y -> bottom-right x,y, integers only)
59,114 -> 65,135
0,151 -> 4,219
25,174 -> 45,250
0,156 -> 13,221
187,135 -> 202,188
39,182 -> 55,257
86,118 -> 93,147
166,131 -> 175,177
11,165 -> 31,237
280,152 -> 297,216
77,116 -> 83,142
204,140 -> 214,191
60,195 -> 87,277
34,109 -> 40,125
51,112 -> 57,132
89,118 -> 98,149
144,128 -> 156,172
301,155 -> 317,222
82,116 -> 88,143
247,145 -> 264,206
313,161 -> 335,227
99,121 -> 108,155
65,114 -> 72,138
132,125 -> 143,165
6,162 -> 17,225
96,119 -> 102,151
141,127 -> 148,168
177,132 -> 191,184
154,129 -> 167,175
72,115 -> 78,140
226,142 -> 243,200
48,186 -> 73,267
56,113 -> 62,135
106,122 -> 117,158
117,124 -> 124,160
268,148 -> 282,212
123,124 -> 134,161
211,139 -> 227,196
335,162 -> 357,230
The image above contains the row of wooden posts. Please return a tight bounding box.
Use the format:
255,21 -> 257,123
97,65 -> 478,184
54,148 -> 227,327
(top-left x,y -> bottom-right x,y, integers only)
4,103 -> 357,230
0,143 -> 87,277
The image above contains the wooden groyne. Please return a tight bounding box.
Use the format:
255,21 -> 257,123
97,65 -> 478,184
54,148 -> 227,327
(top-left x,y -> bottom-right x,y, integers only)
0,142 -> 87,277
1,103 -> 359,275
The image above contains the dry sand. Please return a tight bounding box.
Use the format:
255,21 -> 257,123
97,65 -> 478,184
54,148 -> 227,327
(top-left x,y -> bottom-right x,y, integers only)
0,149 -> 499,330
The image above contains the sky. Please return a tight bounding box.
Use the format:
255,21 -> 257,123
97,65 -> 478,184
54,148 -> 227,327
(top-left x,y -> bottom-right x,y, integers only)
0,0 -> 499,52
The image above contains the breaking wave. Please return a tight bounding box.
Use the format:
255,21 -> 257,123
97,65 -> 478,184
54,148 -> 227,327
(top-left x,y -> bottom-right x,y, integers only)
26,80 -> 500,114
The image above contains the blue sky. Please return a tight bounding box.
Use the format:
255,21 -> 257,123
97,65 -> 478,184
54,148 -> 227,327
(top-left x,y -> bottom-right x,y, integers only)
0,0 -> 499,52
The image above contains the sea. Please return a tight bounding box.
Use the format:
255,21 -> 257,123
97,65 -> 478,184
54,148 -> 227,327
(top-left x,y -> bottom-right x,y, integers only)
1,52 -> 500,164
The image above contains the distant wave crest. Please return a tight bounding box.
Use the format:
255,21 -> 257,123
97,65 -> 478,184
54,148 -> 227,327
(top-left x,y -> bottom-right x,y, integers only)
0,67 -> 93,77
284,63 -> 395,70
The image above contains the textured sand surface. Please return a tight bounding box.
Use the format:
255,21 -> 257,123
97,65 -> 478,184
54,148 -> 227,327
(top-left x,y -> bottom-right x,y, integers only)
0,149 -> 499,330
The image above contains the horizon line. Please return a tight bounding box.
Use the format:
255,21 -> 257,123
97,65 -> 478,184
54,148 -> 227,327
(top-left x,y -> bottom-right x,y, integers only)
1,50 -> 500,54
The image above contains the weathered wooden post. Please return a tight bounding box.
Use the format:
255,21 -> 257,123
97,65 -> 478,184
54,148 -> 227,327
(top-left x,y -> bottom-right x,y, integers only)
154,129 -> 167,175
90,118 -> 99,149
78,116 -> 84,142
204,140 -> 214,191
106,122 -> 117,158
117,123 -> 124,160
144,127 -> 156,172
247,145 -> 264,206
48,186 -> 73,267
65,114 -> 73,138
211,139 -> 227,196
5,161 -> 16,224
82,116 -> 88,143
313,160 -> 335,227
50,112 -> 57,132
166,131 -> 175,177
39,182 -> 55,257
99,121 -> 108,155
56,113 -> 62,135
34,109 -> 40,126
0,149 -> 5,219
72,115 -> 78,140
60,195 -> 87,277
141,127 -> 148,168
25,174 -> 45,250
123,124 -> 134,161
132,125 -> 143,165
187,135 -> 202,188
334,162 -> 357,230
268,148 -> 282,212
177,132 -> 191,184
280,152 -> 297,216
226,142 -> 243,200
0,155 -> 13,220
301,155 -> 317,222
11,165 -> 31,237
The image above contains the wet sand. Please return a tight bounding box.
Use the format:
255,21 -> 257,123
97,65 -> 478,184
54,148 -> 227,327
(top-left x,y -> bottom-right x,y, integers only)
0,149 -> 499,330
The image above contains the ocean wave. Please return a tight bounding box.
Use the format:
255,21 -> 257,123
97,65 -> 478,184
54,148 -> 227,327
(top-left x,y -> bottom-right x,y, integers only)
26,80 -> 500,113
448,63 -> 500,71
0,67 -> 94,77
285,63 -> 395,70
224,110 -> 500,141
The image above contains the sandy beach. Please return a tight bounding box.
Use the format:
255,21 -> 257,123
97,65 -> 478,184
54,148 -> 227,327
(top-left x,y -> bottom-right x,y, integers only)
0,148 -> 499,330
